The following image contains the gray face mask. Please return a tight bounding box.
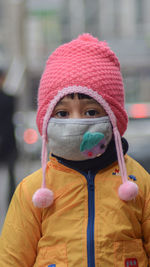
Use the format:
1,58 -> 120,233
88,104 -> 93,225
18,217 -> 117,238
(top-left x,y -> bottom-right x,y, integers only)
47,116 -> 112,161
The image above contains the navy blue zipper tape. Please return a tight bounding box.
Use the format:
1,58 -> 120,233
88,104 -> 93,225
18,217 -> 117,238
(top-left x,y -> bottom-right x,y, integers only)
86,170 -> 95,267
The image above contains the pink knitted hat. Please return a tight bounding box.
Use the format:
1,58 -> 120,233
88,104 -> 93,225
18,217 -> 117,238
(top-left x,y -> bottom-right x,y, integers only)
33,33 -> 138,208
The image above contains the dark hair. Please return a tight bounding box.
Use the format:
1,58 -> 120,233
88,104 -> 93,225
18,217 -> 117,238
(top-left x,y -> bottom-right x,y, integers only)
66,93 -> 91,99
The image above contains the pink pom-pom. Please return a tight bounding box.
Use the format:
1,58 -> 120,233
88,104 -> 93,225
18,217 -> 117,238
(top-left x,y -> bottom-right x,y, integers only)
118,181 -> 138,201
32,188 -> 54,208
78,33 -> 99,43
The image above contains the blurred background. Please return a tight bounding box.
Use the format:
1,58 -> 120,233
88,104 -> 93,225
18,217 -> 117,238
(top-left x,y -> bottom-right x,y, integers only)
0,0 -> 150,231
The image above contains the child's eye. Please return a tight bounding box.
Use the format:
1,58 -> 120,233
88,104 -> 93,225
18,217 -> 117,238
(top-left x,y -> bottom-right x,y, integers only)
85,110 -> 99,117
55,111 -> 69,118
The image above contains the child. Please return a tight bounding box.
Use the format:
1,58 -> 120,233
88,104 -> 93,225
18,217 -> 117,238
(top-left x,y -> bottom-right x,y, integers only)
0,33 -> 150,267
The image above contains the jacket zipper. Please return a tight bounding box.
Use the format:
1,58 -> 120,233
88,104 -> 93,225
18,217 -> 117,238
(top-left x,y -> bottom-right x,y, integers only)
58,159 -> 96,266
86,170 -> 95,267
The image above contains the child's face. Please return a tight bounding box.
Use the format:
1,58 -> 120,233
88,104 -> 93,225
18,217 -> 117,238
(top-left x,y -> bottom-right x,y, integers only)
52,93 -> 107,119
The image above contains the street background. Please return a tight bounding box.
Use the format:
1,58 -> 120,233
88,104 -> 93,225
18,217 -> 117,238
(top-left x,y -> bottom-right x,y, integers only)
0,0 -> 150,232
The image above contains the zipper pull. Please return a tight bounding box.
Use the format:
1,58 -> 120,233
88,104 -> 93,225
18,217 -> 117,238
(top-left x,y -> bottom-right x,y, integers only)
87,171 -> 94,191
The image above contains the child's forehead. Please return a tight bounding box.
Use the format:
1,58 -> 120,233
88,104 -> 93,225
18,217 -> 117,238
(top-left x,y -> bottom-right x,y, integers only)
53,93 -> 107,115
57,93 -> 100,105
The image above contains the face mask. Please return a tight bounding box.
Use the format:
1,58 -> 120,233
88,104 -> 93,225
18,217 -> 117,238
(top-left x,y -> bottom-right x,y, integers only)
47,116 -> 112,161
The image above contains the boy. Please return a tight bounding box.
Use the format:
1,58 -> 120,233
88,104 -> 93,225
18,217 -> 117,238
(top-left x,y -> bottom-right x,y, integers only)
0,33 -> 150,267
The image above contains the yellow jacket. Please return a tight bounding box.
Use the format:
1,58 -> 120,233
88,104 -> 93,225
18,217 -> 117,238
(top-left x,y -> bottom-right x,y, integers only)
0,155 -> 150,267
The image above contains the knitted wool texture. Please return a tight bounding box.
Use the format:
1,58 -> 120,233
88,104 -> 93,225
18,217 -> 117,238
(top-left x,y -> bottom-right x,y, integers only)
36,34 -> 128,136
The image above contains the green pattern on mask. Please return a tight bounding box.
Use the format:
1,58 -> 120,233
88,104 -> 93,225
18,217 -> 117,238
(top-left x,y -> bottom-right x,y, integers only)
80,132 -> 104,152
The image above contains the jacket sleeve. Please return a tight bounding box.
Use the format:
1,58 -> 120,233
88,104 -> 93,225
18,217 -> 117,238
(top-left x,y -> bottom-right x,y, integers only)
141,176 -> 150,265
0,179 -> 42,267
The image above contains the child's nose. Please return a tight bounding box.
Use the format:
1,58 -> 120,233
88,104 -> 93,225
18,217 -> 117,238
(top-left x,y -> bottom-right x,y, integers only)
70,111 -> 83,119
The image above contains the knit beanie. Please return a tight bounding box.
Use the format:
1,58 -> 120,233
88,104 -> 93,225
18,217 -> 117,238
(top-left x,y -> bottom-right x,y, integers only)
33,33 -> 138,208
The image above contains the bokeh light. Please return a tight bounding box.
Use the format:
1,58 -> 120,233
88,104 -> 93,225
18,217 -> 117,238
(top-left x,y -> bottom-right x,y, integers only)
23,128 -> 38,144
129,104 -> 149,119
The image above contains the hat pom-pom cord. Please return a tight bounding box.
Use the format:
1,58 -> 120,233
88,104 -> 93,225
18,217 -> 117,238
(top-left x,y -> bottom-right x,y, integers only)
32,188 -> 54,208
118,181 -> 138,201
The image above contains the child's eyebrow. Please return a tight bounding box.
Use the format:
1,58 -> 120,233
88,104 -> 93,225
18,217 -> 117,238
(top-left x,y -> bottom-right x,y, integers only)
56,98 -> 99,106
81,99 -> 99,105
77,98 -> 101,106
55,99 -> 68,107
